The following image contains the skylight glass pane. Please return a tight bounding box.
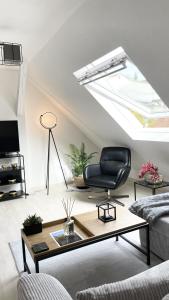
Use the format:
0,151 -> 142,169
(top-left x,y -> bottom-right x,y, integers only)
93,60 -> 169,117
74,47 -> 169,130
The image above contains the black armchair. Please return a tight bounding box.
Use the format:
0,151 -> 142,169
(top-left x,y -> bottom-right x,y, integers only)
83,147 -> 131,206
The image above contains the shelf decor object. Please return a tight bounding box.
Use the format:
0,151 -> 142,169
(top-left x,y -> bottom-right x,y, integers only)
97,202 -> 116,223
0,42 -> 23,65
40,112 -> 68,195
9,190 -> 17,197
11,163 -> 17,169
8,179 -> 16,184
0,191 -> 4,199
62,198 -> 75,236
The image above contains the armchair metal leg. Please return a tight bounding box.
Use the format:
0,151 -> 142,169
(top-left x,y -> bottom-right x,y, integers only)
88,189 -> 129,207
110,195 -> 129,207
111,195 -> 129,199
110,198 -> 125,207
107,189 -> 126,207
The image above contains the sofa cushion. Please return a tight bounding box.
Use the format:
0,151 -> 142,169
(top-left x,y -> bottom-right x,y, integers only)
76,261 -> 169,300
17,273 -> 73,300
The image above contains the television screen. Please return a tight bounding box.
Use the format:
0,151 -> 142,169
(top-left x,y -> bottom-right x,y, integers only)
0,121 -> 20,153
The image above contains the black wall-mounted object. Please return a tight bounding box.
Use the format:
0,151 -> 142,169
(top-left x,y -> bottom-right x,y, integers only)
0,42 -> 23,65
0,121 -> 20,153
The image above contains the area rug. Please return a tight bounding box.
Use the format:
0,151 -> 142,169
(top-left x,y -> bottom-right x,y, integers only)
9,233 -> 161,299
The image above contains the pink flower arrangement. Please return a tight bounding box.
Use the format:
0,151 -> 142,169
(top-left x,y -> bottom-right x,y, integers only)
139,161 -> 160,182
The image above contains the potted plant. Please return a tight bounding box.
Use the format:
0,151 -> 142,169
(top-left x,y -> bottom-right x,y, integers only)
67,143 -> 97,188
138,161 -> 163,184
23,214 -> 43,236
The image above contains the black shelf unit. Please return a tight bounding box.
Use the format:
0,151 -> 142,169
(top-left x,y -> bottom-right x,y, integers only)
0,153 -> 27,202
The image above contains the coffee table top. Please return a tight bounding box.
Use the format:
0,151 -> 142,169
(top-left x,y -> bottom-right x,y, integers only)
21,207 -> 147,261
74,208 -> 146,237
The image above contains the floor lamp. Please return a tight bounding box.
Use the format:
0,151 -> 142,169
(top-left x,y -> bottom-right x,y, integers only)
40,112 -> 68,195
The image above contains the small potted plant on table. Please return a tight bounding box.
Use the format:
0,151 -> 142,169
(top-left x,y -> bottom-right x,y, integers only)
23,214 -> 43,236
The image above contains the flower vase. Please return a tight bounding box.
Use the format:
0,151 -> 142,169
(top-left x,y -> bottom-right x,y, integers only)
144,173 -> 163,185
64,218 -> 74,236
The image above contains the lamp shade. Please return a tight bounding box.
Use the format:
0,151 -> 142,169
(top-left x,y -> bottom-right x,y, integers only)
40,112 -> 57,129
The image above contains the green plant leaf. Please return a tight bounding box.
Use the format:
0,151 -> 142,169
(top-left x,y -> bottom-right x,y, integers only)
23,214 -> 43,227
66,143 -> 97,177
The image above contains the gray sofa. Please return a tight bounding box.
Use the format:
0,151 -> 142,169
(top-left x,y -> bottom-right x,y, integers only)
18,260 -> 169,300
140,215 -> 169,261
136,193 -> 169,261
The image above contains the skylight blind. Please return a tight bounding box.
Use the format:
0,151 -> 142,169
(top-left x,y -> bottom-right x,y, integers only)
77,52 -> 127,85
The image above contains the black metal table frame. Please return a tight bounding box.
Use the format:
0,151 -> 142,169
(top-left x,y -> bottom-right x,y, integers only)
134,181 -> 169,201
22,222 -> 150,273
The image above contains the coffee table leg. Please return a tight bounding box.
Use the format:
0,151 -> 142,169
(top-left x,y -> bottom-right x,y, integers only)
22,238 -> 26,272
152,188 -> 156,196
146,224 -> 150,265
134,182 -> 137,201
116,235 -> 119,241
22,237 -> 31,273
35,260 -> 39,273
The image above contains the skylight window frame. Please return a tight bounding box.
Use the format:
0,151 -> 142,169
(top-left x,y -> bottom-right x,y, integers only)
74,47 -> 169,142
78,62 -> 126,86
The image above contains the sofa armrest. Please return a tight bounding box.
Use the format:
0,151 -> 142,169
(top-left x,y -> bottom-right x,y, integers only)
17,273 -> 73,300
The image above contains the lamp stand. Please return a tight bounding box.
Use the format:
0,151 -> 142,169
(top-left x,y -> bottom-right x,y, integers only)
46,129 -> 68,195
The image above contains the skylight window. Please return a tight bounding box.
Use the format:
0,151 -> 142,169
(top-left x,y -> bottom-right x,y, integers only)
74,47 -> 169,141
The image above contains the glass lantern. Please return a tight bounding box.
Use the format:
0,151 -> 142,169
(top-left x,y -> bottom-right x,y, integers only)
97,202 -> 116,223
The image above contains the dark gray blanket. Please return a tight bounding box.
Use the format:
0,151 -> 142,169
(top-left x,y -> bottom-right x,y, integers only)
129,192 -> 169,225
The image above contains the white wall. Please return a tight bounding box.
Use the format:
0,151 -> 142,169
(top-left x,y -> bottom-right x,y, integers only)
24,79 -> 99,191
0,65 -> 99,192
0,67 -> 19,119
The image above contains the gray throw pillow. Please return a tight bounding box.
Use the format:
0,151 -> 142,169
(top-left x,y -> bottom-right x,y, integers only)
76,275 -> 169,300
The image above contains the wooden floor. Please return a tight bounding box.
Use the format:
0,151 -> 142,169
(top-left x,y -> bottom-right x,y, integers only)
0,180 -> 167,300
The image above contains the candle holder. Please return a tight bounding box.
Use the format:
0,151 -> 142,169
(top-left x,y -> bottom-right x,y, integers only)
97,202 -> 116,223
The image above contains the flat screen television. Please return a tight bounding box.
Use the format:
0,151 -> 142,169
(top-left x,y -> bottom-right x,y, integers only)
0,121 -> 20,153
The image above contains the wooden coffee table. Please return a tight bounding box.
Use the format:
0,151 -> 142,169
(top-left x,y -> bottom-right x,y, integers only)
21,207 -> 150,273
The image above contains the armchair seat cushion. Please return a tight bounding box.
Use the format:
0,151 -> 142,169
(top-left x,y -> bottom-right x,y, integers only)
85,175 -> 116,189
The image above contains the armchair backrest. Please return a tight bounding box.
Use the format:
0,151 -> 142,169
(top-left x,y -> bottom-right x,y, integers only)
100,147 -> 131,176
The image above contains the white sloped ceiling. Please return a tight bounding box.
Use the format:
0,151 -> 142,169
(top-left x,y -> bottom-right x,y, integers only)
28,0 -> 169,178
0,0 -> 84,60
